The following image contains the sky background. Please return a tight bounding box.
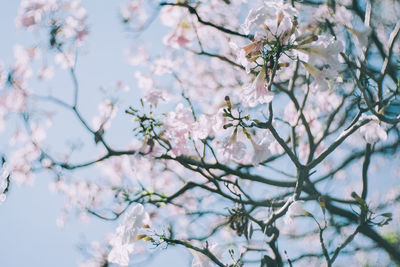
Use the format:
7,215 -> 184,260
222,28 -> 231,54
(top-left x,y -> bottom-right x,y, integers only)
0,1 -> 190,266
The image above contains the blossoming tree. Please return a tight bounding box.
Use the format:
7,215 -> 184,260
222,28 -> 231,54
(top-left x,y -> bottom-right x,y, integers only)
1,0 -> 400,266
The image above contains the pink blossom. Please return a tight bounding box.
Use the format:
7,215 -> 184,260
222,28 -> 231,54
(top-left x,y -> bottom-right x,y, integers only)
221,135 -> 247,162
191,115 -> 210,140
114,81 -> 130,92
153,58 -> 173,75
160,6 -> 184,27
126,45 -> 149,66
164,103 -> 194,157
15,0 -> 56,29
243,67 -> 274,107
143,89 -> 167,107
6,89 -> 28,113
62,16 -> 80,38
135,71 -> 154,90
211,109 -> 228,135
284,102 -> 298,126
250,136 -> 271,165
12,45 -> 38,83
6,143 -> 40,186
75,27 -> 89,46
268,140 -> 284,154
98,155 -> 133,187
229,41 -> 256,73
38,66 -> 54,80
163,30 -> 191,49
92,99 -> 118,131
17,13 -> 40,29
30,123 -> 47,143
120,0 -> 147,29
55,52 -> 75,69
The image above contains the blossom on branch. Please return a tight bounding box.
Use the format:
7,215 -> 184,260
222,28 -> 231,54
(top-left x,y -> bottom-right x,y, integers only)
359,115 -> 388,144
108,204 -> 150,266
242,1 -> 297,42
242,67 -> 274,107
284,200 -> 310,224
250,136 -> 271,165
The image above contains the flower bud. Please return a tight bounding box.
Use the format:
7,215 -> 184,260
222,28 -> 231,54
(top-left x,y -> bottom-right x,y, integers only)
277,12 -> 284,27
143,236 -> 153,242
223,123 -> 233,129
136,234 -> 147,240
225,95 -> 232,108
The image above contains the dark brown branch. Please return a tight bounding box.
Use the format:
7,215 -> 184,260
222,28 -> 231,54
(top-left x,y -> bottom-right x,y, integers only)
361,144 -> 372,200
160,2 -> 248,38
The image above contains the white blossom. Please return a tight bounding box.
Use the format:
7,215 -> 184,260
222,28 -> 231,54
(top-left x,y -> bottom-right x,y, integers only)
107,204 -> 150,266
242,2 -> 297,40
251,136 -> 271,165
303,62 -> 336,91
359,115 -> 387,144
192,115 -> 210,140
297,36 -> 344,71
55,52 -> 75,69
348,27 -> 371,49
284,200 -> 308,224
221,135 -> 246,161
108,243 -> 135,267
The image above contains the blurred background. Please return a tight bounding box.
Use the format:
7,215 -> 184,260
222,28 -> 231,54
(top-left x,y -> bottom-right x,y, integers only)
0,1 -> 189,266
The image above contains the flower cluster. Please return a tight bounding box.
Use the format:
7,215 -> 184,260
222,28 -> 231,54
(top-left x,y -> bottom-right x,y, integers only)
108,204 -> 150,266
